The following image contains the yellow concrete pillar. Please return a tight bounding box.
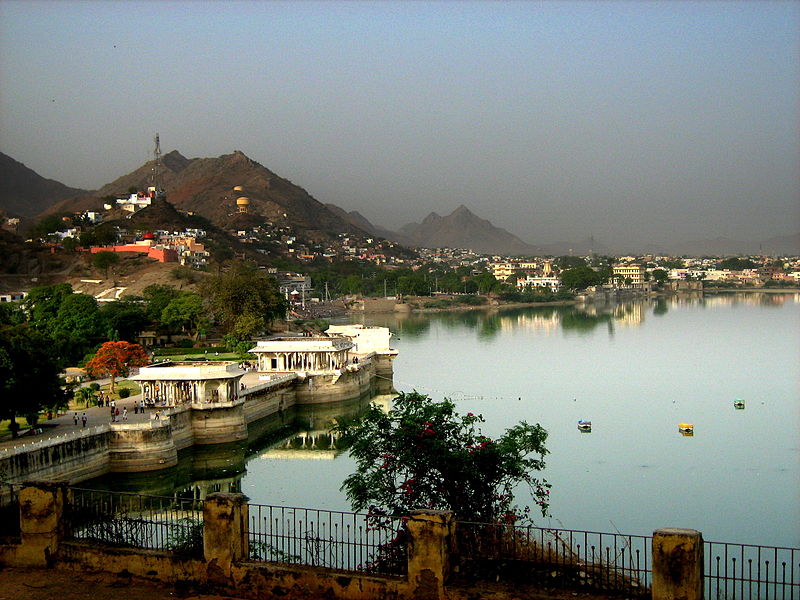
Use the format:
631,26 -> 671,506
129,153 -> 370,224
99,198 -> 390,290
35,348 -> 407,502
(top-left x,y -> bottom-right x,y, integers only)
405,509 -> 453,600
203,492 -> 248,583
18,481 -> 69,567
652,528 -> 704,600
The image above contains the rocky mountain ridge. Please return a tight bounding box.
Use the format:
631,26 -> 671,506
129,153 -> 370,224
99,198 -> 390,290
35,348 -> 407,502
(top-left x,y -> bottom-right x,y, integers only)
0,152 -> 88,218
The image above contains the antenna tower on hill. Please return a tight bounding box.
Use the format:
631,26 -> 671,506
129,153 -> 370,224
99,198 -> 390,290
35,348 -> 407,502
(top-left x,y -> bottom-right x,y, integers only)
150,133 -> 166,199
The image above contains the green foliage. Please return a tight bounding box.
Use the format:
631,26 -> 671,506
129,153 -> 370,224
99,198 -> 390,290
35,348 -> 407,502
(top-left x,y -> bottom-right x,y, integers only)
0,323 -> 68,436
160,292 -> 207,339
100,300 -> 150,342
202,261 -> 287,342
91,251 -> 120,275
152,346 -> 227,356
559,266 -> 606,291
23,284 -> 105,366
339,392 -> 550,523
30,214 -> 70,239
652,269 -> 668,284
718,257 -> 758,271
556,256 -> 587,269
223,335 -> 257,357
142,284 -> 181,323
117,388 -> 131,399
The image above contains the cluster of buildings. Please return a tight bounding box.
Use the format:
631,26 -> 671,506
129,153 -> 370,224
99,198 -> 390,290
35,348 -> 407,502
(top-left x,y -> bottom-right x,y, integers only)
88,229 -> 210,266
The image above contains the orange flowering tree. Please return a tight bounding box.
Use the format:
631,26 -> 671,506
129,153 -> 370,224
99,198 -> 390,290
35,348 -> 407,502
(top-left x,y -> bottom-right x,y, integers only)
84,341 -> 149,393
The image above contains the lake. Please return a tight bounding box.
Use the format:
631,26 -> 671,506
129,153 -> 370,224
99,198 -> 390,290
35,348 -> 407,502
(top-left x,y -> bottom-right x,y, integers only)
89,292 -> 800,548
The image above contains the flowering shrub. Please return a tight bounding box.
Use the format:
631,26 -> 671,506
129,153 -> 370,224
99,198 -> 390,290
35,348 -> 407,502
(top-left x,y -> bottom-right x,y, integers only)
339,392 -> 550,524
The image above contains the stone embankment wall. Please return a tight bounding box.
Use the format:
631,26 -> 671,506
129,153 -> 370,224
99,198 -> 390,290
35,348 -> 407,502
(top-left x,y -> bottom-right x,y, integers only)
1,356 -> 391,485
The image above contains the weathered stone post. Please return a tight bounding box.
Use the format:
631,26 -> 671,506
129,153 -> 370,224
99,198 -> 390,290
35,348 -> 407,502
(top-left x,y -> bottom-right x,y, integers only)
652,528 -> 704,600
405,509 -> 453,600
203,492 -> 248,584
18,481 -> 70,567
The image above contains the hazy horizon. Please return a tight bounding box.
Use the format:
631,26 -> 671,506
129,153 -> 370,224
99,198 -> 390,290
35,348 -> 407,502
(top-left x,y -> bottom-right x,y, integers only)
1,1 -> 798,248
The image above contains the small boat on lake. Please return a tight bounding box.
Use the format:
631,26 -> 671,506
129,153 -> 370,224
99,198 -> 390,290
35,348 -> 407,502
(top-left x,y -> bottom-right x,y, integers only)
577,420 -> 592,432
733,399 -> 745,410
678,423 -> 694,433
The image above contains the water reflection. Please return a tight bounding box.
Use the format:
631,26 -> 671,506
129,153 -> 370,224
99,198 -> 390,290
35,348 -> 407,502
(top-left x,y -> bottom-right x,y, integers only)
381,293 -> 799,342
84,388 -> 390,501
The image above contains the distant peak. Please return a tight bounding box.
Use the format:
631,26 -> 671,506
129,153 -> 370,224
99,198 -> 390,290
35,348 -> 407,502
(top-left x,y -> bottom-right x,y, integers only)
450,205 -> 475,217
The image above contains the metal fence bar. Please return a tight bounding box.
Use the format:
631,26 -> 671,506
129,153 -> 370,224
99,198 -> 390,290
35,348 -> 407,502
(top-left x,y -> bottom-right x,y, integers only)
452,521 -> 651,597
65,487 -> 204,558
705,540 -> 799,600
246,503 -> 407,576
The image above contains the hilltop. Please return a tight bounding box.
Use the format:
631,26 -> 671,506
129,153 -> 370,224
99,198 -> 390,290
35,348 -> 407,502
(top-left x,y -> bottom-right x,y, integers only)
41,150 -> 365,241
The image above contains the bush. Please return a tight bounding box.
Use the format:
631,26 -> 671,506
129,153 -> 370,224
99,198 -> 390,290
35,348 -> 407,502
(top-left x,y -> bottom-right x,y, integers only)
339,392 -> 550,522
89,383 -> 100,391
118,388 -> 131,399
459,295 -> 488,306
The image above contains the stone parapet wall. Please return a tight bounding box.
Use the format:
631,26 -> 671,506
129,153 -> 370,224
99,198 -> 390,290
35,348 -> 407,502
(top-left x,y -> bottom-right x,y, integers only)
0,430 -> 111,484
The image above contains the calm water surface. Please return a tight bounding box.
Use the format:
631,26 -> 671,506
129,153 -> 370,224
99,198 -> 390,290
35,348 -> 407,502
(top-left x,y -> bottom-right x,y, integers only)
93,293 -> 800,548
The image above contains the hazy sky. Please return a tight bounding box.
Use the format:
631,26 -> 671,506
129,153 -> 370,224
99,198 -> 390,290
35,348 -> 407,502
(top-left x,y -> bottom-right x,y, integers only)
1,1 -> 798,247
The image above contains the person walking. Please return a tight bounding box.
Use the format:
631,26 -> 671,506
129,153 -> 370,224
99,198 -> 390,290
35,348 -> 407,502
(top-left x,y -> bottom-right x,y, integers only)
73,412 -> 78,426
81,413 -> 87,427
122,407 -> 128,422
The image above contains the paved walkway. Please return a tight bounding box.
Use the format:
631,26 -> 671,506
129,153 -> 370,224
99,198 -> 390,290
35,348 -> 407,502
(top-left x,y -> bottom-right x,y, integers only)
0,370 -> 269,450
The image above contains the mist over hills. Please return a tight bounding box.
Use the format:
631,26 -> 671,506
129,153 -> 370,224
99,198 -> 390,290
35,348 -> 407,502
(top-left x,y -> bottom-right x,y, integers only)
2,148 -> 798,256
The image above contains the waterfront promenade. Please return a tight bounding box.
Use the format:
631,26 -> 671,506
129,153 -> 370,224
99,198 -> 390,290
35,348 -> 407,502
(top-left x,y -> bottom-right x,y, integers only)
0,370 -> 267,451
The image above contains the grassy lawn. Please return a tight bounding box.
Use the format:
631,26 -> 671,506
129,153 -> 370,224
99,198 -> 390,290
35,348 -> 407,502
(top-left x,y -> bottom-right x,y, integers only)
152,352 -> 241,361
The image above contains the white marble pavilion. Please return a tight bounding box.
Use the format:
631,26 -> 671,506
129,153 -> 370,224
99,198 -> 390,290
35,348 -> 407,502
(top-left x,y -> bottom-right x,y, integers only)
131,361 -> 245,406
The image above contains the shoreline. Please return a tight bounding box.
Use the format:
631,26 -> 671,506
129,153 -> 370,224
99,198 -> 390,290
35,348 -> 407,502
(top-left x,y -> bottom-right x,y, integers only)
354,287 -> 799,315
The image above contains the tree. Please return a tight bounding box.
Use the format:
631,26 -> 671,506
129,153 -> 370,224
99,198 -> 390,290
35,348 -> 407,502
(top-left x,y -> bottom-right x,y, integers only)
160,292 -> 207,340
142,284 -> 181,323
91,251 -> 120,278
202,261 -> 287,342
84,341 -> 149,393
652,269 -> 668,285
0,323 -> 68,437
24,284 -> 104,366
339,392 -> 550,523
559,266 -> 605,291
100,300 -> 150,342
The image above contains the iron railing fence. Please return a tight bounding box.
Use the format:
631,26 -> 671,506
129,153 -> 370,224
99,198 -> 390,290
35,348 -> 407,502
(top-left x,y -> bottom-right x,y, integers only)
0,482 -> 21,543
65,487 -> 204,558
452,521 -> 651,597
246,504 -> 408,576
705,540 -> 799,600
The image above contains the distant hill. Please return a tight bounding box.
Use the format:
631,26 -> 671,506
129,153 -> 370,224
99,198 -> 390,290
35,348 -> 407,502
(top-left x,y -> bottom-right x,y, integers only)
0,152 -> 88,217
324,204 -> 399,241
397,205 -> 537,255
42,150 -> 366,240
